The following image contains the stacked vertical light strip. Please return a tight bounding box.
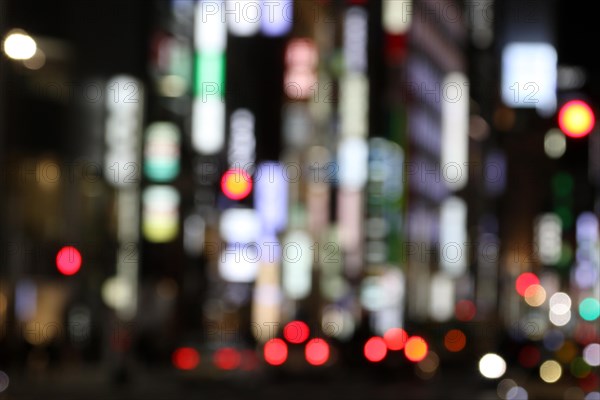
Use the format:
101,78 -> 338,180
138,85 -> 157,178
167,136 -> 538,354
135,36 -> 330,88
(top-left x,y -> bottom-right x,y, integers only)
440,72 -> 469,191
573,213 -> 599,296
439,196 -> 468,277
103,75 -> 143,320
142,123 -> 181,244
535,213 -> 562,266
338,4 -> 369,278
251,163 -> 289,342
192,0 -> 227,155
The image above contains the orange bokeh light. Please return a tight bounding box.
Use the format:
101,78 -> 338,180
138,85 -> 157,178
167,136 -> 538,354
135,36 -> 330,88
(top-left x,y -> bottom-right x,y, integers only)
558,100 -> 595,138
444,329 -> 466,352
404,336 -> 428,362
221,168 -> 252,200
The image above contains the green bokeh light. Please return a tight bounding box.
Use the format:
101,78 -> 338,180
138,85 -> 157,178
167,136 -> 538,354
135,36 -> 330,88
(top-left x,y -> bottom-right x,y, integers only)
579,298 -> 600,321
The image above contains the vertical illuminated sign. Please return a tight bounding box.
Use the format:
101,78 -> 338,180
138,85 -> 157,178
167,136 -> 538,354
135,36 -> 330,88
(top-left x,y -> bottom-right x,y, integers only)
193,0 -> 227,154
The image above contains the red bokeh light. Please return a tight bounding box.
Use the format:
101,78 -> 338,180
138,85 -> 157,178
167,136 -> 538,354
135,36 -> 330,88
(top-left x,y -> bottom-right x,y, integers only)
455,300 -> 477,321
56,246 -> 82,276
305,338 -> 330,366
444,329 -> 466,352
364,336 -> 387,362
515,272 -> 540,296
213,347 -> 241,370
240,349 -> 259,371
383,328 -> 408,351
518,345 -> 541,368
221,168 -> 252,200
283,321 -> 310,344
264,338 -> 288,366
172,347 -> 200,370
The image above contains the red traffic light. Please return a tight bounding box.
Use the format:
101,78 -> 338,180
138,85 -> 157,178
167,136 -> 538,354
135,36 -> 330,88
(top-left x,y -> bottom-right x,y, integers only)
558,100 -> 595,138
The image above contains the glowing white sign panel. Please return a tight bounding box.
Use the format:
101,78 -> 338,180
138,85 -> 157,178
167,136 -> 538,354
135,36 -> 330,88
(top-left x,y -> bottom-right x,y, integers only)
439,196 -> 468,277
192,98 -> 225,154
441,72 -> 469,191
502,43 -> 557,114
535,213 -> 562,265
282,230 -> 313,300
228,109 -> 256,170
220,208 -> 261,243
195,1 -> 227,52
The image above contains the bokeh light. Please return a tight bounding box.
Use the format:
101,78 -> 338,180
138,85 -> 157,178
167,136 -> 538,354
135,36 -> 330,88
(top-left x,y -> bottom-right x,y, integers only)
515,273 -> 539,296
383,328 -> 408,351
544,128 -> 566,158
0,371 -> 8,394
364,336 -> 387,362
506,386 -> 528,400
583,343 -> 600,366
3,30 -> 37,60
405,336 -> 428,362
213,347 -> 241,370
56,246 -> 82,276
221,168 -> 253,200
444,329 -> 466,352
497,378 -> 517,399
455,299 -> 476,321
558,100 -> 595,138
570,357 -> 591,378
305,338 -> 330,366
539,360 -> 562,383
524,284 -> 546,307
479,353 -> 507,379
283,321 -> 310,344
543,329 -> 565,351
172,347 -> 200,370
578,298 -> 600,321
518,345 -> 540,368
264,338 -> 288,366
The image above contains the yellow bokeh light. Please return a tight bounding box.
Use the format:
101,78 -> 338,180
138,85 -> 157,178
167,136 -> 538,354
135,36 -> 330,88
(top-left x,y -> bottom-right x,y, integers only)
524,284 -> 546,307
539,360 -> 562,383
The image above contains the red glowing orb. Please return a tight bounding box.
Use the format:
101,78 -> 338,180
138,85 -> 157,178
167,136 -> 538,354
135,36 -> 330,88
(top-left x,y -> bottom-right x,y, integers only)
364,336 -> 388,363
56,246 -> 82,276
264,338 -> 288,366
455,300 -> 477,322
213,347 -> 241,370
305,338 -> 330,366
515,272 -> 540,296
383,328 -> 408,351
283,321 -> 310,344
172,347 -> 200,370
